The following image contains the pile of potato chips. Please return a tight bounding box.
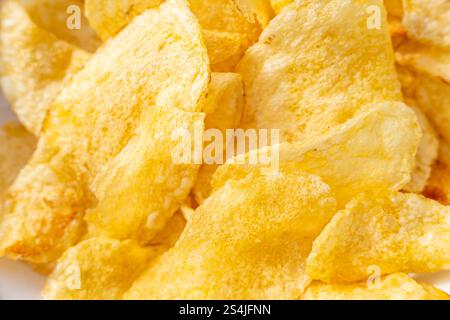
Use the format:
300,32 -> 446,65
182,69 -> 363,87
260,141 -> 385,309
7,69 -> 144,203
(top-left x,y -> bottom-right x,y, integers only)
0,0 -> 449,300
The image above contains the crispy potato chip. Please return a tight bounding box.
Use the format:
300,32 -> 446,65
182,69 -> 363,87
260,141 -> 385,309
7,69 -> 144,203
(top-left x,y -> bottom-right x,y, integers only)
302,273 -> 448,300
270,0 -> 292,14
213,102 -> 421,206
424,140 -> 450,205
125,168 -> 337,300
396,39 -> 450,83
403,102 -> 439,193
238,0 -> 402,143
193,73 -> 244,204
0,122 -> 36,196
384,0 -> 404,18
85,0 -> 262,71
0,0 -> 91,135
403,0 -> 450,48
18,0 -> 100,52
43,238 -> 157,300
398,66 -> 450,144
306,192 -> 450,283
44,211 -> 185,300
0,0 -> 209,265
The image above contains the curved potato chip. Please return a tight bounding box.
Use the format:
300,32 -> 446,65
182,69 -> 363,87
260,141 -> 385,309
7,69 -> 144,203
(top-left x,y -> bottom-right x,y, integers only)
125,169 -> 337,300
238,0 -> 401,143
396,39 -> 450,83
0,122 -> 36,196
403,0 -> 450,48
270,0 -> 292,14
43,238 -> 156,300
0,0 -> 209,265
302,273 -> 448,300
0,0 -> 91,135
213,102 -> 421,206
85,0 -> 262,71
193,73 -> 244,204
402,102 -> 438,193
424,140 -> 450,205
18,0 -> 100,52
306,192 -> 450,283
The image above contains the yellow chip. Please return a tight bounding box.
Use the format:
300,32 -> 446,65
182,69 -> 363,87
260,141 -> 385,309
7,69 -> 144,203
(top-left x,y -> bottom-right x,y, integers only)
424,140 -> 450,205
398,66 -> 450,144
193,72 -> 244,204
238,0 -> 401,143
0,0 -> 91,135
302,273 -> 448,300
402,101 -> 439,193
18,0 -> 100,52
43,238 -> 157,300
125,168 -> 337,300
403,0 -> 450,48
270,0 -> 292,14
85,0 -> 263,71
396,39 -> 450,83
0,0 -> 209,265
384,0 -> 404,18
213,102 -> 421,206
306,192 -> 450,283
0,122 -> 36,196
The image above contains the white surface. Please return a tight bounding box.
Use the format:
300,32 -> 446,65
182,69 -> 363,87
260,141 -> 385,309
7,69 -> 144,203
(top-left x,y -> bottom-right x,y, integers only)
0,92 -> 449,300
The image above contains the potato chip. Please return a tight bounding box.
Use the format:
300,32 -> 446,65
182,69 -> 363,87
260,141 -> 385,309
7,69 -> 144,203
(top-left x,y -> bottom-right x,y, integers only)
85,0 -> 262,71
193,73 -> 244,204
213,102 -> 421,206
424,140 -> 450,205
403,0 -> 450,48
302,273 -> 448,300
18,0 -> 100,52
0,122 -> 36,196
270,0 -> 292,14
396,39 -> 450,83
384,0 -> 404,18
420,282 -> 450,300
43,238 -> 157,300
0,0 -> 91,135
125,169 -> 337,300
0,0 -> 209,265
238,0 -> 402,143
402,102 -> 439,193
398,67 -> 450,144
306,192 -> 450,283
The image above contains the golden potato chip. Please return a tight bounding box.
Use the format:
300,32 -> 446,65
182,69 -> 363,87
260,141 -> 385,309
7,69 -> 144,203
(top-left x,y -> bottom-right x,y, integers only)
213,102 -> 421,206
0,122 -> 36,196
396,39 -> 450,83
306,192 -> 450,283
238,0 -> 402,143
302,273 -> 448,300
403,0 -> 450,48
270,0 -> 292,14
424,140 -> 450,205
384,0 -> 404,18
193,73 -> 244,204
0,0 -> 91,135
43,238 -> 157,300
125,168 -> 337,300
85,0 -> 262,71
398,67 -> 450,144
402,102 -> 438,193
0,0 -> 209,265
18,0 -> 100,52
